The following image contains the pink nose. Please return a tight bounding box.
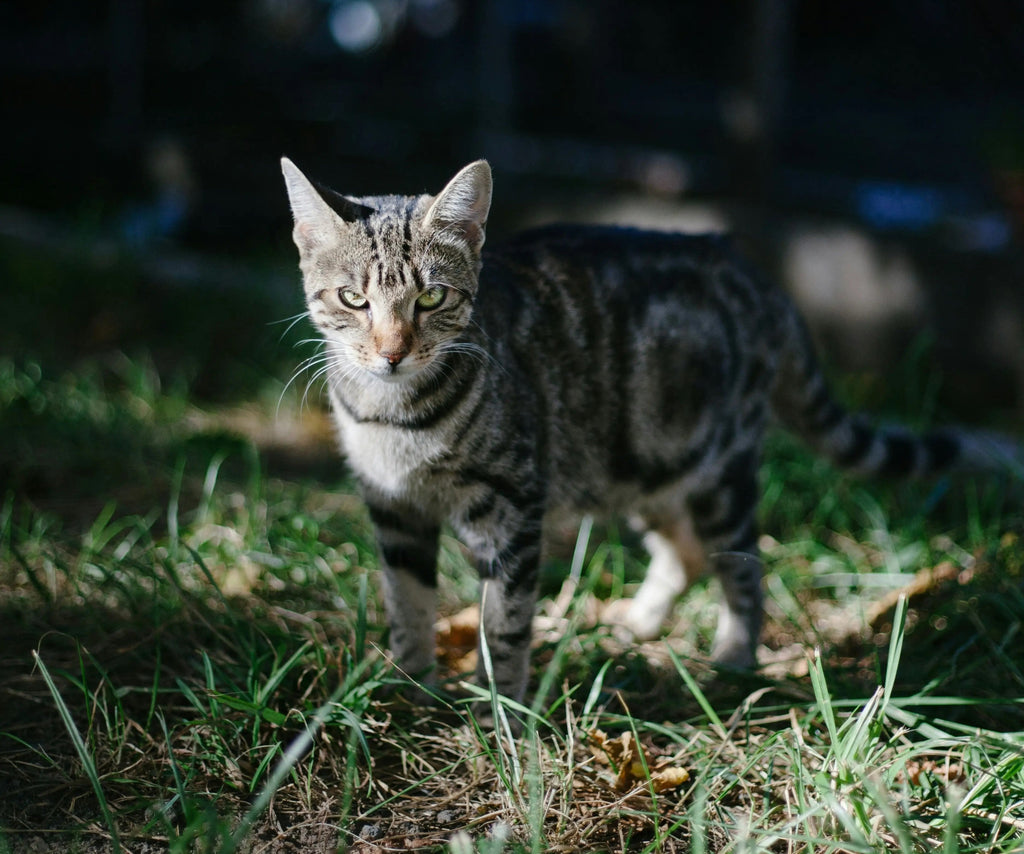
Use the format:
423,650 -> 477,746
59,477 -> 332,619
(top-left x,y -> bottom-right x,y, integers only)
381,348 -> 408,366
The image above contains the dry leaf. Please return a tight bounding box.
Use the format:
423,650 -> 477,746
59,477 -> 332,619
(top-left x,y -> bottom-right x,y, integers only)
650,766 -> 690,792
867,561 -> 963,632
588,729 -> 689,793
897,759 -> 966,787
435,604 -> 479,671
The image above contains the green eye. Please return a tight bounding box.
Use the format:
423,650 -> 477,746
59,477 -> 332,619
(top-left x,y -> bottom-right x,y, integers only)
415,286 -> 447,310
338,289 -> 367,309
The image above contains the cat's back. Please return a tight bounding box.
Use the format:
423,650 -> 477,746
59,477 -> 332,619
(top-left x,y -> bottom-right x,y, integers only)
475,223 -> 784,349
469,223 -> 789,508
493,222 -> 728,255
485,223 -> 735,289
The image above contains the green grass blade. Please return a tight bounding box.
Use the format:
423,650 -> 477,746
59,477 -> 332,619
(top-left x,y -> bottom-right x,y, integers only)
808,647 -> 840,749
882,593 -> 908,711
254,641 -> 311,707
579,658 -> 613,727
836,686 -> 882,767
355,572 -> 369,661
666,646 -> 724,732
32,651 -> 122,854
225,681 -> 351,854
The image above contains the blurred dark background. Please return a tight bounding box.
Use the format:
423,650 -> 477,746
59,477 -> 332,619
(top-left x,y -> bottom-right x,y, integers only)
2,0 -> 1024,416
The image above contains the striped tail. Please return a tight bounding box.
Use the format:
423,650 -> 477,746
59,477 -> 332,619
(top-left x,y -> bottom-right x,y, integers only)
771,309 -> 1022,478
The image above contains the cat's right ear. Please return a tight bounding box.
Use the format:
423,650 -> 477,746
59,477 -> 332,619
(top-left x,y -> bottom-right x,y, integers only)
424,160 -> 492,253
281,157 -> 342,253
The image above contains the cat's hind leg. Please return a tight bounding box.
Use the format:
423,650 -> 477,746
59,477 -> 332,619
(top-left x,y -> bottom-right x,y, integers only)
622,514 -> 707,641
687,448 -> 763,669
705,550 -> 762,668
619,447 -> 763,666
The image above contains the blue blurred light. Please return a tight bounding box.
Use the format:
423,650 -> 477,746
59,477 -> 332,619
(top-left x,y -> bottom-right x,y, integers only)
855,181 -> 943,232
329,1 -> 384,52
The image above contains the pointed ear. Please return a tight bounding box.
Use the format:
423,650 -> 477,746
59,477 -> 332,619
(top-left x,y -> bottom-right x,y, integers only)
281,157 -> 344,252
423,160 -> 492,252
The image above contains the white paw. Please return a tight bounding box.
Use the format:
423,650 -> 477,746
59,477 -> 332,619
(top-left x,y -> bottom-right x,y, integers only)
603,597 -> 667,643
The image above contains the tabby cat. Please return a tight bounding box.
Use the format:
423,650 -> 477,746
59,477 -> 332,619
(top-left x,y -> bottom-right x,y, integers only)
281,157 -> 1014,705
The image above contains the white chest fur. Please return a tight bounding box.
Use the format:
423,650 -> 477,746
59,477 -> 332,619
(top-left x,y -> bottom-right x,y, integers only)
336,415 -> 447,499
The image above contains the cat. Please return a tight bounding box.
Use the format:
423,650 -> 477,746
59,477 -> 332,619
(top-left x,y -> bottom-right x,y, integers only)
281,156 -> 1017,706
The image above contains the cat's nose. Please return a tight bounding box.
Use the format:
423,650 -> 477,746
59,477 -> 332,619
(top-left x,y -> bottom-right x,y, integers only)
376,323 -> 414,367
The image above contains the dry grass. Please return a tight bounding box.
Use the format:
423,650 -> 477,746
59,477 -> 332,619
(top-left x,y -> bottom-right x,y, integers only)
2,449 -> 1022,854
1,315 -> 1023,851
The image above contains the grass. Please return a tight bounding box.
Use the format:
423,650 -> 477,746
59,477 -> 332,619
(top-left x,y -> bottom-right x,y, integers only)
1,238 -> 1023,852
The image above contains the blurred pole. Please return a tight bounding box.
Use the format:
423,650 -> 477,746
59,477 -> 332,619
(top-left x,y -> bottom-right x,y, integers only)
107,0 -> 145,144
478,0 -> 514,137
727,0 -> 792,201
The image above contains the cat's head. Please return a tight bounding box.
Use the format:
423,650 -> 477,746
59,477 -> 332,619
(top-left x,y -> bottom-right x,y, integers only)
281,158 -> 492,384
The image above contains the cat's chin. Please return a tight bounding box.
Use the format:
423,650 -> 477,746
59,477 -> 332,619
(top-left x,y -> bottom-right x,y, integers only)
367,362 -> 426,385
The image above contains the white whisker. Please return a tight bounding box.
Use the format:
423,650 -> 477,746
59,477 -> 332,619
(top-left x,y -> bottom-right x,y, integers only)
277,335 -> 355,416
441,333 -> 507,376
271,311 -> 314,342
293,337 -> 328,349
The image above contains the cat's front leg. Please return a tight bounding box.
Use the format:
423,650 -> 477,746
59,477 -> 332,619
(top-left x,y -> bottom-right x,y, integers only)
366,500 -> 441,690
474,523 -> 543,704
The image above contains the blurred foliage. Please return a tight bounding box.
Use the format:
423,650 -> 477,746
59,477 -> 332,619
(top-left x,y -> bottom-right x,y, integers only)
0,238 -> 301,401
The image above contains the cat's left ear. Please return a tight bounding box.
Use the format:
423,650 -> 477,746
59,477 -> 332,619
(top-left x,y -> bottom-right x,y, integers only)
424,160 -> 492,253
281,157 -> 346,253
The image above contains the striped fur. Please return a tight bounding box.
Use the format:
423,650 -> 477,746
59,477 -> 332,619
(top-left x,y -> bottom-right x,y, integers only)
282,157 -> 1019,704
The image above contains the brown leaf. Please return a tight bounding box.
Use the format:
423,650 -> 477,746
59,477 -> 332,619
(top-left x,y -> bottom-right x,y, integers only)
588,729 -> 689,793
436,605 -> 479,670
650,766 -> 690,793
897,759 -> 966,787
